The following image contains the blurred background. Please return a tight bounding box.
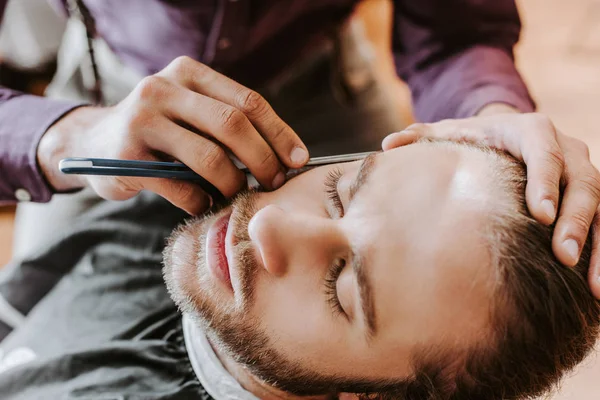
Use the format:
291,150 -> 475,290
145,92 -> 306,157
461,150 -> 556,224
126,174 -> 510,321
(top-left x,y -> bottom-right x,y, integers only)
0,0 -> 599,398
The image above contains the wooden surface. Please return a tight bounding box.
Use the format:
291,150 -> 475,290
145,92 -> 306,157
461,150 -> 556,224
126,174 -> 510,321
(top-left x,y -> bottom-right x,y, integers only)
517,2 -> 600,399
0,206 -> 14,267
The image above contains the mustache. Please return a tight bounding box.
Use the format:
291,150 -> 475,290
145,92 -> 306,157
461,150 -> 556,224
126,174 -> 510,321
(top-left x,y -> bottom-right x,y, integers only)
162,187 -> 261,312
230,189 -> 259,243
228,189 -> 261,308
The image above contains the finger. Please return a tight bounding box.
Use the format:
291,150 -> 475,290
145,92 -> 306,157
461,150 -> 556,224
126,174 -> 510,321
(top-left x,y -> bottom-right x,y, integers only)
158,56 -> 309,168
520,136 -> 563,226
161,91 -> 286,190
381,128 -> 423,150
144,120 -> 247,199
588,211 -> 600,299
92,151 -> 212,215
512,117 -> 562,227
382,120 -> 488,151
129,77 -> 281,190
552,166 -> 600,267
136,177 -> 211,215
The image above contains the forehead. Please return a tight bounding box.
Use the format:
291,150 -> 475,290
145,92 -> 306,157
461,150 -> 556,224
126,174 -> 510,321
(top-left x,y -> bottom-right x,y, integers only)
343,143 -> 497,349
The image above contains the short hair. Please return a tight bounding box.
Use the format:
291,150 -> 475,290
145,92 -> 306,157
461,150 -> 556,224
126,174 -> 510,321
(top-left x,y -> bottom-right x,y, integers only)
368,139 -> 600,400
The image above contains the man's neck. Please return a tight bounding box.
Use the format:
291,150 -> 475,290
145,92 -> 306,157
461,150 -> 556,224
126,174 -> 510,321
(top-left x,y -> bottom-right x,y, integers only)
211,339 -> 331,400
183,315 -> 347,399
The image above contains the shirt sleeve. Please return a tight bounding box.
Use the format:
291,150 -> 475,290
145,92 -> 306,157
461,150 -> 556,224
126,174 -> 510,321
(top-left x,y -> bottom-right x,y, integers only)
0,0 -> 85,204
0,89 -> 85,204
392,0 -> 536,123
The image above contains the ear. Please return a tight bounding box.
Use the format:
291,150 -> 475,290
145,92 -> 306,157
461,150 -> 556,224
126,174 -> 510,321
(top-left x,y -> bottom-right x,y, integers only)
338,393 -> 360,400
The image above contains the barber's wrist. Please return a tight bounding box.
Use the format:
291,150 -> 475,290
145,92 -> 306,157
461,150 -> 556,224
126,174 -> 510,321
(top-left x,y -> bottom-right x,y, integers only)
476,103 -> 520,117
37,106 -> 106,192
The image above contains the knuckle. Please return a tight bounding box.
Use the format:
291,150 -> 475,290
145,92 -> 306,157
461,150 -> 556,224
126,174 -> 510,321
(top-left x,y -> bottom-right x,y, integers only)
581,145 -> 591,160
200,143 -> 228,172
573,138 -> 591,158
531,113 -> 555,134
546,148 -> 565,171
169,56 -> 194,74
161,56 -> 214,87
236,89 -> 267,116
218,105 -> 248,133
134,76 -> 169,100
170,180 -> 196,205
569,211 -> 592,235
579,171 -> 600,199
268,122 -> 290,143
257,151 -> 278,171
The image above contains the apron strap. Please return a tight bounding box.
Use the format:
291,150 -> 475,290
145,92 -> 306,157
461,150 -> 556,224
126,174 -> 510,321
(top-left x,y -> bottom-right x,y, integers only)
66,0 -> 103,105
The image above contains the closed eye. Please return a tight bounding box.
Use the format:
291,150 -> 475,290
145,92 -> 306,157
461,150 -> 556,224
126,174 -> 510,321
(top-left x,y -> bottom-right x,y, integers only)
325,258 -> 347,319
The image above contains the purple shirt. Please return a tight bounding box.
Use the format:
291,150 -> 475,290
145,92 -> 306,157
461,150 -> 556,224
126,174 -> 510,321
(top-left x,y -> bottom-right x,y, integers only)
0,0 -> 535,203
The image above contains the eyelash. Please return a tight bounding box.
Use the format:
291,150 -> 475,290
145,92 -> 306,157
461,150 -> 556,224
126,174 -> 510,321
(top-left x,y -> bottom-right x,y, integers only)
324,167 -> 344,217
325,258 -> 347,318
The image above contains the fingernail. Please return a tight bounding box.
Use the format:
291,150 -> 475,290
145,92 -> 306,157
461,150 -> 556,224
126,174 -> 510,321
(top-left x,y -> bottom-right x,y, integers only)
272,171 -> 285,189
383,133 -> 401,147
563,239 -> 580,264
541,199 -> 556,221
290,147 -> 308,165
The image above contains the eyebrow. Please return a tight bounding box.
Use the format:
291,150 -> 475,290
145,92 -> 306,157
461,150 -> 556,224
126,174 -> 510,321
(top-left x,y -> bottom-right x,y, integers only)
348,153 -> 377,205
347,153 -> 378,339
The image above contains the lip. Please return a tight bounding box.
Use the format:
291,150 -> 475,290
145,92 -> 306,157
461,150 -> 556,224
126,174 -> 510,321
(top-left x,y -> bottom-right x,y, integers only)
206,211 -> 234,292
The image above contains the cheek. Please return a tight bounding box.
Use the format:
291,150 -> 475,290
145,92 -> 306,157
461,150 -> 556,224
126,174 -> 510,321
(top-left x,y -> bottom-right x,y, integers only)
247,272 -> 408,378
247,272 -> 350,368
252,273 -> 333,338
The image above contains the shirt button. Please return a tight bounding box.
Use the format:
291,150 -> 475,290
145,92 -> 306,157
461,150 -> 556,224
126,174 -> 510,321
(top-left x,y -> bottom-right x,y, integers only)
15,188 -> 31,202
217,38 -> 231,50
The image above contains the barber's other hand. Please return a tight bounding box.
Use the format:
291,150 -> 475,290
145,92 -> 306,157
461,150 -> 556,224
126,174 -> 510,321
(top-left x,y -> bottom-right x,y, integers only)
38,56 -> 309,215
382,106 -> 600,299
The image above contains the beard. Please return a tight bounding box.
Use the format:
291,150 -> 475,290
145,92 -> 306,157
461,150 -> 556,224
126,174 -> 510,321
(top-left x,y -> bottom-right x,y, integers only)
162,190 -> 318,393
162,189 -> 261,351
162,189 -> 386,396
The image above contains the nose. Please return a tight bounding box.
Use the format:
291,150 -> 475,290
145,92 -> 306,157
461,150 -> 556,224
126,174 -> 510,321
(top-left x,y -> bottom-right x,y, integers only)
247,204 -> 343,277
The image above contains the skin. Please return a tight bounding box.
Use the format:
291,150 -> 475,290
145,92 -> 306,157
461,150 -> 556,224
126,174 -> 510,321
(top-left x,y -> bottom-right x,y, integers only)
389,104 -> 600,297
37,56 -> 309,215
36,54 -> 600,296
163,142 -> 500,399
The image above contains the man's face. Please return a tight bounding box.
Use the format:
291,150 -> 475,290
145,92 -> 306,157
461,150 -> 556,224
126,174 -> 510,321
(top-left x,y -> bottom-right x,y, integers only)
163,142 -> 497,395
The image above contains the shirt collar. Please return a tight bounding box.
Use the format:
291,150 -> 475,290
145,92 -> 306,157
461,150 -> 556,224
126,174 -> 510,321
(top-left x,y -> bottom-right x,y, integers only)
182,313 -> 259,400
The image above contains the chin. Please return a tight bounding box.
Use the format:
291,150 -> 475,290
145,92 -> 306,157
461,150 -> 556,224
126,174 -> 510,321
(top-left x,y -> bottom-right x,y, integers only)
163,206 -> 240,315
162,213 -> 213,315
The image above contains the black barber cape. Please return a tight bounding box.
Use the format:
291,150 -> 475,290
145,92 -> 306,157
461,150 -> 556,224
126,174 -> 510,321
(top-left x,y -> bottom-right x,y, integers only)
0,193 -> 215,399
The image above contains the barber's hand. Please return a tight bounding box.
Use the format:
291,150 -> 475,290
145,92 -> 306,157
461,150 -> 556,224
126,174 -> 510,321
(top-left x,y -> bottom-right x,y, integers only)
38,56 -> 309,215
382,106 -> 600,299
